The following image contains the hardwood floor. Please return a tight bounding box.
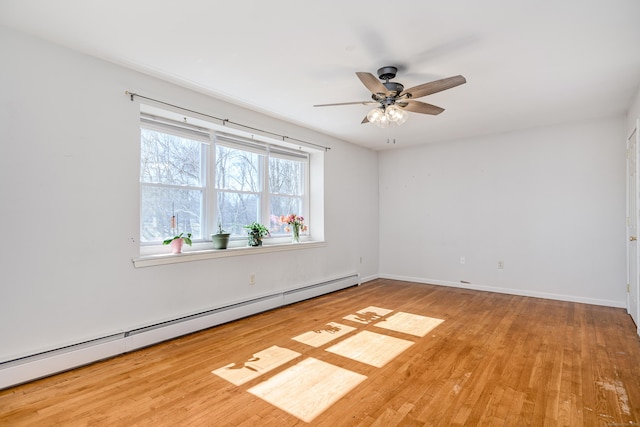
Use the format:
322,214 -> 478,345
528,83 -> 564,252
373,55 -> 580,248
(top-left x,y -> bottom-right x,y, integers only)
1,279 -> 639,426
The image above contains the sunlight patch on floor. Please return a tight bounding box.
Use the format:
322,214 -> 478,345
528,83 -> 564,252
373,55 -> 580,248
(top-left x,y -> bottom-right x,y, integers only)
211,305 -> 445,421
343,306 -> 393,324
291,322 -> 356,347
211,345 -> 300,386
248,357 -> 367,423
325,330 -> 415,367
374,312 -> 444,337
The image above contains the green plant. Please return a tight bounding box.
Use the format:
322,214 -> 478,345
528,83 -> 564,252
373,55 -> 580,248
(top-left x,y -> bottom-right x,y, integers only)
211,221 -> 231,249
214,221 -> 227,235
244,222 -> 269,246
162,232 -> 192,246
243,222 -> 270,237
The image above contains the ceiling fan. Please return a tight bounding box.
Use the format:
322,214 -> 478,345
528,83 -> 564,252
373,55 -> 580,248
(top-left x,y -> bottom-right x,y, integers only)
314,66 -> 466,127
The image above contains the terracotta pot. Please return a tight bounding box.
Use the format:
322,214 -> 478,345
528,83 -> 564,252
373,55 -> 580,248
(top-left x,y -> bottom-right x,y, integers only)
170,238 -> 184,254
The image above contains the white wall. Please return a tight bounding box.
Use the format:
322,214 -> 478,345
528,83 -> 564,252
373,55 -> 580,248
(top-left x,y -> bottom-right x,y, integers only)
379,117 -> 627,306
0,26 -> 379,363
628,84 -> 640,137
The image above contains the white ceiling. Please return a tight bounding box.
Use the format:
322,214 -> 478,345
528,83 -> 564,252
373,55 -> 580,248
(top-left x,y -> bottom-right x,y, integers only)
2,0 -> 640,150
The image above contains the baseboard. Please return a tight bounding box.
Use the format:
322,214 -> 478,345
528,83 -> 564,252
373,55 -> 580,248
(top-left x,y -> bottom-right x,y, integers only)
283,275 -> 361,305
358,273 -> 379,284
124,293 -> 285,353
379,273 -> 627,308
0,335 -> 126,390
0,273 -> 359,390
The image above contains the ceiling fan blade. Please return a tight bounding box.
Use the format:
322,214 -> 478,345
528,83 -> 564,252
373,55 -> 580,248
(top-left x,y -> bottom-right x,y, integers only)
400,75 -> 466,99
401,100 -> 445,115
313,101 -> 377,107
356,72 -> 389,96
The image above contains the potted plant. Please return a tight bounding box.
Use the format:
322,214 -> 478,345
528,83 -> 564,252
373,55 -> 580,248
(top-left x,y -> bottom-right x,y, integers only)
163,232 -> 192,254
243,222 -> 269,247
211,222 -> 231,250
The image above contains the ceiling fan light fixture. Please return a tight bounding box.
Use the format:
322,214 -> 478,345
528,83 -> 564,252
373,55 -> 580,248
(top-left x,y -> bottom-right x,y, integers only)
385,105 -> 408,125
367,106 -> 405,127
376,114 -> 389,128
385,105 -> 399,121
367,107 -> 384,123
395,108 -> 408,125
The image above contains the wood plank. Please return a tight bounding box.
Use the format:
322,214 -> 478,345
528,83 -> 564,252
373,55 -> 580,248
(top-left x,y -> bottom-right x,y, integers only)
1,279 -> 639,426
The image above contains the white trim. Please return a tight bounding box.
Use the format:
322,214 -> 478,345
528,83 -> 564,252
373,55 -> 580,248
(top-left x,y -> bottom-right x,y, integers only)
0,337 -> 127,390
379,274 -> 627,308
359,273 -> 380,284
140,115 -> 211,144
133,240 -> 327,268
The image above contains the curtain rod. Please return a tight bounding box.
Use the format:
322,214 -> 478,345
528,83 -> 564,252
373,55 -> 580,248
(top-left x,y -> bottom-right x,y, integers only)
125,91 -> 330,151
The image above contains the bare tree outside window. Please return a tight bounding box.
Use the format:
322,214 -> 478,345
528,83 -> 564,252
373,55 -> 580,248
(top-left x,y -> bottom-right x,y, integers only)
216,145 -> 262,235
269,157 -> 305,232
140,128 -> 204,242
139,118 -> 309,245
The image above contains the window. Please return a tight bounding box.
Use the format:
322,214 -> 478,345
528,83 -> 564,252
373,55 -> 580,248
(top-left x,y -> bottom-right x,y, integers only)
139,123 -> 207,242
214,141 -> 263,235
139,113 -> 309,246
268,152 -> 306,233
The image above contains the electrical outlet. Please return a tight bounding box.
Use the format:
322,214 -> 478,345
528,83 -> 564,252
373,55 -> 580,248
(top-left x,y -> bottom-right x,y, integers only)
497,261 -> 504,269
460,256 -> 466,265
249,274 -> 256,285
360,256 -> 363,264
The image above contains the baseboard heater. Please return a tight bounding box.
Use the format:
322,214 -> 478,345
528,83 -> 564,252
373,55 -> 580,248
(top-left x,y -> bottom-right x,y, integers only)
0,273 -> 359,390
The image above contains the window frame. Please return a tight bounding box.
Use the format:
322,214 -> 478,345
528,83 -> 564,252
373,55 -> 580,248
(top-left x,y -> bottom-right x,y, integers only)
139,119 -> 210,244
138,111 -> 310,254
267,152 -> 308,235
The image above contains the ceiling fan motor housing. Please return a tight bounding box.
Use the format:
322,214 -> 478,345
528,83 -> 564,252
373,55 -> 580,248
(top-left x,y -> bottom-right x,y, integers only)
377,66 -> 404,95
377,66 -> 398,81
383,81 -> 404,95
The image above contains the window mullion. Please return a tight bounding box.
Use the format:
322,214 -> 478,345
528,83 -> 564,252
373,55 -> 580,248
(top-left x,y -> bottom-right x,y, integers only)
140,182 -> 205,192
217,189 -> 261,196
304,160 -> 310,233
262,151 -> 270,229
204,136 -> 214,238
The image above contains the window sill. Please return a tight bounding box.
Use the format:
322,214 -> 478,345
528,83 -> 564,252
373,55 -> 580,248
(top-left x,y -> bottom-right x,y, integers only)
132,240 -> 327,268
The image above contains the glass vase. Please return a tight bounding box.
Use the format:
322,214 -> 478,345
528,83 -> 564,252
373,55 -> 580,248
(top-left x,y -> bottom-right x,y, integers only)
291,224 -> 300,243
